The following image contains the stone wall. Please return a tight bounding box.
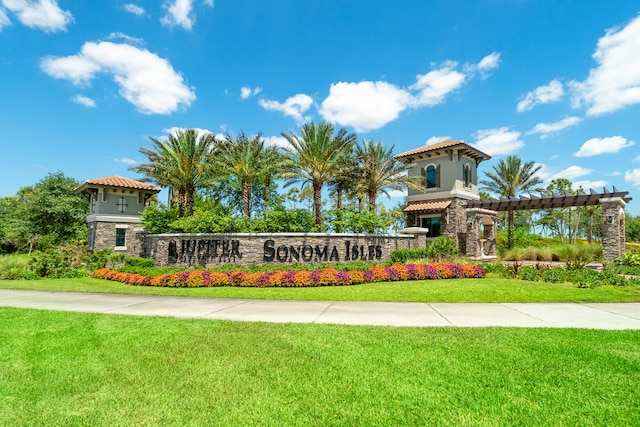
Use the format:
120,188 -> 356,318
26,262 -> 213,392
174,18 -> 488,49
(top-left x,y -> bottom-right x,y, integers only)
92,221 -> 143,257
144,233 -> 418,267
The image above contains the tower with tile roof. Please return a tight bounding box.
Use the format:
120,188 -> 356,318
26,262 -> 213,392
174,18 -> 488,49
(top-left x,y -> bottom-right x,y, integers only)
395,140 -> 496,257
75,176 -> 161,256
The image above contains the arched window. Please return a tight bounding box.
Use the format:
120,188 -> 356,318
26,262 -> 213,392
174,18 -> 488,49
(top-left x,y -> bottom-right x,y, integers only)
463,164 -> 471,188
424,164 -> 440,189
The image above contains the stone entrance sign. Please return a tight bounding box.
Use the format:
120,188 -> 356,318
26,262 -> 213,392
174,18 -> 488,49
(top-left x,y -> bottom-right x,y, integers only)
144,233 -> 418,267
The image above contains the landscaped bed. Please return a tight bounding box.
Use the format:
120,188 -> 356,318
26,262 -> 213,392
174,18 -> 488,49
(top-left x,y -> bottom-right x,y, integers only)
92,262 -> 486,287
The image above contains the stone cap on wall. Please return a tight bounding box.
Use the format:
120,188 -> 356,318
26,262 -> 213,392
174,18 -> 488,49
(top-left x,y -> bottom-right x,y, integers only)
145,232 -> 416,239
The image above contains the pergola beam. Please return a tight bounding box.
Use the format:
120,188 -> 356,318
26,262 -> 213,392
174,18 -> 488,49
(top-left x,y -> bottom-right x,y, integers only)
467,188 -> 632,212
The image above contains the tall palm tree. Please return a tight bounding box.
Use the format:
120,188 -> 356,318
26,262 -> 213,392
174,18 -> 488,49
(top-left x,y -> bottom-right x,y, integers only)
328,144 -> 358,211
131,128 -> 216,216
281,121 -> 357,227
479,155 -> 543,248
213,132 -> 282,221
355,139 -> 423,213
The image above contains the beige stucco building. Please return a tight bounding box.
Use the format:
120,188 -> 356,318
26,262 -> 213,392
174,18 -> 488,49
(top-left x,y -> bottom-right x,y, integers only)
396,140 -> 498,259
75,176 -> 160,256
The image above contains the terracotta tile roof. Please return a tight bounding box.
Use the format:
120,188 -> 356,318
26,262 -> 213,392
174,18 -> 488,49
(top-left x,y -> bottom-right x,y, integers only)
76,176 -> 161,192
403,201 -> 451,212
394,140 -> 491,162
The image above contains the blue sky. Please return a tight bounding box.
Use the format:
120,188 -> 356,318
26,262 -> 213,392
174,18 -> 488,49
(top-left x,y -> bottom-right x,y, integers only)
1,0 -> 639,215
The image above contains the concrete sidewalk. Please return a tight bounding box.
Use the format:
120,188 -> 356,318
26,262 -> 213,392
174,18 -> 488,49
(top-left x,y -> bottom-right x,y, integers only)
1,289 -> 639,329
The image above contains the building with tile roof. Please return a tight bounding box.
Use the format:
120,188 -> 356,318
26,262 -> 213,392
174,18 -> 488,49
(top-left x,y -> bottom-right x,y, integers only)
396,140 -> 497,258
75,176 -> 161,255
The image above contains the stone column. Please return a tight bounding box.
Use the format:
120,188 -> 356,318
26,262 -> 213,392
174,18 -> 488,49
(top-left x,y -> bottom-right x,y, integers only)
465,210 -> 480,258
600,197 -> 626,261
441,198 -> 467,250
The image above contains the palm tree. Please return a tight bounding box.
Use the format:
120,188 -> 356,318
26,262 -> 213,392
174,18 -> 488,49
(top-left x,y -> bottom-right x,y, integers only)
281,121 -> 357,227
479,155 -> 543,248
328,145 -> 359,211
355,139 -> 423,213
212,132 -> 282,221
131,128 -> 216,216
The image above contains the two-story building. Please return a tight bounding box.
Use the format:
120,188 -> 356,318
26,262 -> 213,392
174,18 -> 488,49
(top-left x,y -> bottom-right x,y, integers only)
395,139 -> 497,258
74,176 -> 160,256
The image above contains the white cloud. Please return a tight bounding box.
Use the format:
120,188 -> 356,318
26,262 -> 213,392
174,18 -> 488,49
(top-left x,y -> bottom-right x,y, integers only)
259,94 -> 313,125
517,79 -> 564,112
319,81 -> 411,132
534,163 -> 553,182
116,157 -> 137,165
634,156 -> 640,163
472,127 -> 524,156
71,94 -> 96,108
426,136 -> 451,145
573,180 -> 608,191
527,116 -> 582,139
107,32 -> 144,46
263,135 -> 291,149
240,85 -> 262,100
476,52 -> 501,79
1,0 -> 73,32
386,189 -> 407,198
571,15 -> 640,116
549,166 -> 593,181
161,0 -> 212,31
123,3 -> 145,16
574,136 -> 634,157
607,171 -> 622,176
162,127 -> 215,140
625,169 -> 640,188
0,8 -> 10,30
410,61 -> 467,107
41,41 -> 195,114
267,54 -> 496,131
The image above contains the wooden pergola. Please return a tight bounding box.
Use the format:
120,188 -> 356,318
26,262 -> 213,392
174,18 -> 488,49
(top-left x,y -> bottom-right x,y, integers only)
465,187 -> 631,260
466,187 -> 632,211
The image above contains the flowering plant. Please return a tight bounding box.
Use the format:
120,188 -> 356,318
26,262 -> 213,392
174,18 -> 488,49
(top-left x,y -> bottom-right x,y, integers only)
93,261 -> 485,288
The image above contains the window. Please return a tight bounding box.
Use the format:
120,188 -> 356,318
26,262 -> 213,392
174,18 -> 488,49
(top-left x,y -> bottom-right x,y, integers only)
116,228 -> 126,247
421,217 -> 441,237
424,164 -> 440,189
117,196 -> 128,213
463,164 -> 471,188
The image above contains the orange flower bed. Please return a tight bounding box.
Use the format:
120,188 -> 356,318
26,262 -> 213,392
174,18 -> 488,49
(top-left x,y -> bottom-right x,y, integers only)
92,263 -> 485,288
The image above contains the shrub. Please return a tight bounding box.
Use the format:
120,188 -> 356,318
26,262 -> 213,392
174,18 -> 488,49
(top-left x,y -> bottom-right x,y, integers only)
124,257 -> 155,268
518,266 -> 540,282
540,267 -> 566,283
426,237 -> 458,260
614,253 -> 640,267
390,248 -> 430,263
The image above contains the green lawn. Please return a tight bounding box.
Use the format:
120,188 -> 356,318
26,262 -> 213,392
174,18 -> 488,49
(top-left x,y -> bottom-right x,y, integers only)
1,274 -> 640,302
1,308 -> 638,426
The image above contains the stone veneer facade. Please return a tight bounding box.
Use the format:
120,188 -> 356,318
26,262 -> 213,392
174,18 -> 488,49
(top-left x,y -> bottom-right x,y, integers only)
144,233 -> 419,267
601,197 -> 626,261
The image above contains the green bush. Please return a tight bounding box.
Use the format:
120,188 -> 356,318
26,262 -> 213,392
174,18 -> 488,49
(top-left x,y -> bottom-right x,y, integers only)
540,267 -> 566,283
0,254 -> 39,280
390,248 -> 430,263
27,242 -> 90,278
249,209 -> 315,233
124,256 -> 155,268
425,236 -> 458,260
170,208 -> 242,233
518,266 -> 540,281
477,261 -> 507,274
614,253 -> 640,267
